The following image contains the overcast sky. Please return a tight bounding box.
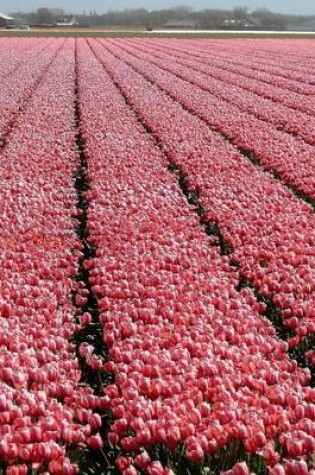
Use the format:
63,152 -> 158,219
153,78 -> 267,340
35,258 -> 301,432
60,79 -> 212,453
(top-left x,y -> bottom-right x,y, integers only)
1,0 -> 315,15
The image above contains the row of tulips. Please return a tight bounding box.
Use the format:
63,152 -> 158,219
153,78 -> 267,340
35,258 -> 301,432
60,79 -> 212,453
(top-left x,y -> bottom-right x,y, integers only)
0,39 -> 27,78
2,36 -> 50,67
0,39 -> 63,143
0,40 -> 101,473
174,41 -> 310,79
192,38 -> 315,56
88,38 -> 315,353
122,38 -> 315,149
0,39 -> 47,80
163,40 -> 315,97
104,39 -> 315,201
157,39 -> 315,88
142,39 -> 315,118
76,38 -> 315,475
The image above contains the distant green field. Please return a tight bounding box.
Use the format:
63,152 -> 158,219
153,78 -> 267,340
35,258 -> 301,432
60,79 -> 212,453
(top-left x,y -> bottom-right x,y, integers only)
1,28 -> 315,38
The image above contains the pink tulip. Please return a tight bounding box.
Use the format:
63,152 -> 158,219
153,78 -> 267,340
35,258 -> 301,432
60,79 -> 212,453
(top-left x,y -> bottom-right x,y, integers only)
134,451 -> 151,468
87,433 -> 104,450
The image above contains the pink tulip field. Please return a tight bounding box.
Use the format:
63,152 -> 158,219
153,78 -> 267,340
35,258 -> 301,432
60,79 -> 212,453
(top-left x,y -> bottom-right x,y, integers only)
0,37 -> 314,475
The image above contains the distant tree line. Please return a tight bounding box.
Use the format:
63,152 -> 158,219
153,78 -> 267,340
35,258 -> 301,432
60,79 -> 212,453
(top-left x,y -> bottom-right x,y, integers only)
10,6 -> 315,30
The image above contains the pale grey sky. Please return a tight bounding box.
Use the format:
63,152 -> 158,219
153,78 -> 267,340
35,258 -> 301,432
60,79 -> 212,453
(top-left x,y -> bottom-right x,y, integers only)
1,0 -> 315,15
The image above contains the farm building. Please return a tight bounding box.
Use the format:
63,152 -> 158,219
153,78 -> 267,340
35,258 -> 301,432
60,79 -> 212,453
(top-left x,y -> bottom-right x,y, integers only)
0,13 -> 15,28
55,16 -> 77,27
220,18 -> 260,30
